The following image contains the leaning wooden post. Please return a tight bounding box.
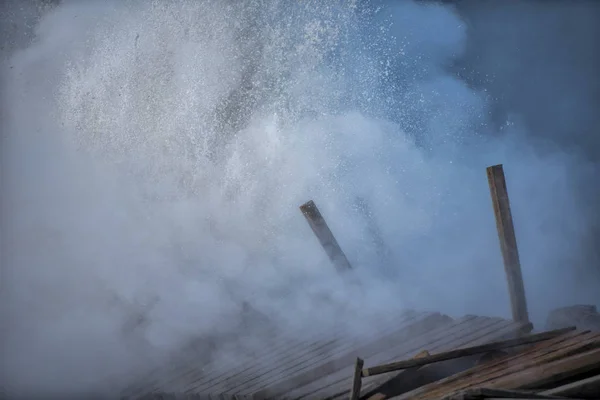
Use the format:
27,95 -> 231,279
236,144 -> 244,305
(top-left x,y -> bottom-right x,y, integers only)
486,164 -> 530,325
349,357 -> 364,400
300,200 -> 352,272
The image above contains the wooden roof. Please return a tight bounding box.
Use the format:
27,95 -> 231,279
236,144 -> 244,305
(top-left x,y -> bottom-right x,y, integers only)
121,312 -> 530,399
367,328 -> 600,400
124,311 -> 600,399
122,310 -> 450,398
283,316 -> 529,400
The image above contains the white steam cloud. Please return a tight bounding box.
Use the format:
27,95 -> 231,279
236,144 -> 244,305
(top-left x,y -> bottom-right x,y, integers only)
0,0 -> 597,397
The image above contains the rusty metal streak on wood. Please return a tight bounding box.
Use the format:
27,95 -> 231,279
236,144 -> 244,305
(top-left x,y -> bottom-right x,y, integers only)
300,200 -> 352,272
486,164 -> 529,325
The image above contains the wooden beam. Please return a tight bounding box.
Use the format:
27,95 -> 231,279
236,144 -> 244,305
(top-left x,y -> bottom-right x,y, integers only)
474,397 -> 574,400
442,388 -> 566,400
508,347 -> 600,391
300,200 -> 352,272
487,164 -> 530,325
349,357 -> 364,400
541,373 -> 600,397
361,327 -> 574,377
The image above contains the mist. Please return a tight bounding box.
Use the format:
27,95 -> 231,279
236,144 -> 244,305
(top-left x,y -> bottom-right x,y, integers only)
1,0 -> 599,397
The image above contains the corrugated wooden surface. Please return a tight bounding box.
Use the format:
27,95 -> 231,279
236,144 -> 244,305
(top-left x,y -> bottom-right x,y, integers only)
185,311 -> 445,395
395,330 -> 600,400
282,316 -> 529,400
122,310 -> 452,399
255,312 -> 452,399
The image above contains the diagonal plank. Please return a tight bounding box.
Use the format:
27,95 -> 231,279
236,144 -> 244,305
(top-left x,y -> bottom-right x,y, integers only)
541,373 -> 600,397
298,318 -> 529,400
403,330 -> 598,400
440,387 -> 567,400
361,327 -> 575,377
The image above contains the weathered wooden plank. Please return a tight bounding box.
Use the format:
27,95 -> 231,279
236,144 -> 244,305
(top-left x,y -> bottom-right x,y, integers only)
361,327 -> 575,377
541,373 -> 600,397
300,200 -> 352,271
299,318 -> 524,400
486,164 -> 529,325
180,321 -> 348,392
448,330 -> 595,390
349,357 -> 364,400
442,387 -> 566,400
293,317 -> 485,400
249,313 -> 443,399
189,313 -> 424,394
206,338 -> 340,394
482,332 -> 600,391
403,330 -> 596,400
483,398 -> 561,400
504,347 -> 600,391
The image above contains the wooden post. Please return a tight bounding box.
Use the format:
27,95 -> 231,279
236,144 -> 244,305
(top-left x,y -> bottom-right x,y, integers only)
300,200 -> 352,272
487,164 -> 530,325
350,357 -> 364,400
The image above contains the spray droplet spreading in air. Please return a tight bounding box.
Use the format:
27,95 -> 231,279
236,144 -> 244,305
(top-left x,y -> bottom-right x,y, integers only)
1,0 -> 596,397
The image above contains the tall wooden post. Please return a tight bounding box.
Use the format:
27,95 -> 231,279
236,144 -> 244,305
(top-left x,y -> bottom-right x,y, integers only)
487,164 -> 530,325
300,200 -> 352,272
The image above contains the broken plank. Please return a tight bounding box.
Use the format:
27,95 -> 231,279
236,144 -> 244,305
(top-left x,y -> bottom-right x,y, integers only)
361,327 -> 575,377
442,388 -> 567,399
436,330 -> 600,394
478,397 -> 564,400
497,347 -> 600,391
541,373 -> 600,397
399,331 -> 594,400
